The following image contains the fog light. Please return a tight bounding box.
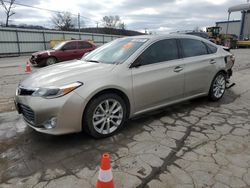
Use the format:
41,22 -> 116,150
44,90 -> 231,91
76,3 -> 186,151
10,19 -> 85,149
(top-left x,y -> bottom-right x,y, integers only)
43,117 -> 57,129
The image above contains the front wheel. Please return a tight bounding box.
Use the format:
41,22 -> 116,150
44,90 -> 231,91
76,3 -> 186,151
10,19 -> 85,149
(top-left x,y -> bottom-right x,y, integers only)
209,72 -> 226,101
46,57 -> 57,66
83,93 -> 127,138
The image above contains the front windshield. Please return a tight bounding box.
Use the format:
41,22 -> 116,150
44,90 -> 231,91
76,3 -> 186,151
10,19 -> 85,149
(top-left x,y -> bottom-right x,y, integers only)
52,41 -> 66,50
82,38 -> 148,64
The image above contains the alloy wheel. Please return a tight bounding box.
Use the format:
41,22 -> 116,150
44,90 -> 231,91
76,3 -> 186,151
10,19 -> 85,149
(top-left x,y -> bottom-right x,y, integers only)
46,57 -> 56,65
212,74 -> 226,99
92,99 -> 123,135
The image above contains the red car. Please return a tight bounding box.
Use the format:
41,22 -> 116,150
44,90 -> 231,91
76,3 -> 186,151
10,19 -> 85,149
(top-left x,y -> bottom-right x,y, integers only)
30,40 -> 96,66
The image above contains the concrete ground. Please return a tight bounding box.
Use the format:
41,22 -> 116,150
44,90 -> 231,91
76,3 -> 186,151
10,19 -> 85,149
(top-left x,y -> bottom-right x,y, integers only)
0,49 -> 250,187
0,56 -> 36,112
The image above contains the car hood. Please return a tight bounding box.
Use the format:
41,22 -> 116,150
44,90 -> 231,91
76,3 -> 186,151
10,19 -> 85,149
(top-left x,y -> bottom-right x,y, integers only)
32,49 -> 56,56
20,60 -> 116,88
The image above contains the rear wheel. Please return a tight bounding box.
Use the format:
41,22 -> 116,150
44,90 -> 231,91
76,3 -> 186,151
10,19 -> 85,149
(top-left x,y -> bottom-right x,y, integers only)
46,57 -> 57,66
83,93 -> 127,138
209,72 -> 226,101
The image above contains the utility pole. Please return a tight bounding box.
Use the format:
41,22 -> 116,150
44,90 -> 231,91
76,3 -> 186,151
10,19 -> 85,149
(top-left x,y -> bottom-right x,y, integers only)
78,13 -> 81,39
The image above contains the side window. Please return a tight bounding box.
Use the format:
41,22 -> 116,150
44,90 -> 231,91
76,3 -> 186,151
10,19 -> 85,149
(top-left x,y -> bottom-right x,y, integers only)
78,41 -> 92,49
180,39 -> 208,58
205,43 -> 217,54
62,42 -> 77,50
136,39 -> 179,66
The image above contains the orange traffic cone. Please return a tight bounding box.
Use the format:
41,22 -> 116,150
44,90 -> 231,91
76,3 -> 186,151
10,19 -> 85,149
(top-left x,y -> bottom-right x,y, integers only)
96,153 -> 114,188
25,62 -> 32,73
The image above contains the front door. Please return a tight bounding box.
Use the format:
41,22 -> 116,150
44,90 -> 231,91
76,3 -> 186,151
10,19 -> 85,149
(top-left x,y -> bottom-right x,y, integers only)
60,41 -> 78,61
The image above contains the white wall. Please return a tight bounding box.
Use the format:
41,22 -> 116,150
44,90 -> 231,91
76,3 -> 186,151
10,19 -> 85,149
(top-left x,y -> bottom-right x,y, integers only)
0,27 -> 122,55
216,21 -> 241,37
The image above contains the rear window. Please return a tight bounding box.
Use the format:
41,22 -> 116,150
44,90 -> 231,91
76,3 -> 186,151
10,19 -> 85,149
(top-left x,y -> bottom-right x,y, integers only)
205,43 -> 217,54
180,39 -> 208,58
78,41 -> 92,49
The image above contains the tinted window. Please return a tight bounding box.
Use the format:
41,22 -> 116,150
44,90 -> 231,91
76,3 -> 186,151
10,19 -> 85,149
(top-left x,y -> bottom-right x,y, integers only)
78,41 -> 92,49
63,42 -> 77,50
205,43 -> 217,54
180,39 -> 208,58
136,39 -> 179,66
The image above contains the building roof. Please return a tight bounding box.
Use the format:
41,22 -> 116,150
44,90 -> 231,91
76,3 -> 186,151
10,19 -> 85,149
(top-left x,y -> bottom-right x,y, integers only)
216,20 -> 241,24
228,3 -> 250,13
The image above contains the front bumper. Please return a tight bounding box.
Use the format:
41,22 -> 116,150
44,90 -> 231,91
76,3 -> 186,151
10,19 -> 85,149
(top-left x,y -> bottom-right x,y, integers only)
30,56 -> 46,66
15,92 -> 86,135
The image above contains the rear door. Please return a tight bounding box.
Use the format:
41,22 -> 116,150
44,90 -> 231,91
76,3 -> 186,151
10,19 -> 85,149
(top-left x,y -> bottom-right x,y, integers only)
179,38 -> 218,97
77,41 -> 95,59
131,39 -> 185,113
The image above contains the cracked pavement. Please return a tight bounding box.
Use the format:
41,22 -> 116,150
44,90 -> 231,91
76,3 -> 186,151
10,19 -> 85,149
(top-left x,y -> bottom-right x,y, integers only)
0,49 -> 250,187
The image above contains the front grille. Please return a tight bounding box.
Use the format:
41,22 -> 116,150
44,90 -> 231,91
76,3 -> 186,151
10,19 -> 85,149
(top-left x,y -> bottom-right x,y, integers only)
18,87 -> 35,96
19,104 -> 35,125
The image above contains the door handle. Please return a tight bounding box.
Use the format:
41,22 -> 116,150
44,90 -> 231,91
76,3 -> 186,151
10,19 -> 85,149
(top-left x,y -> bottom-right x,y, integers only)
210,59 -> 216,64
174,66 -> 183,72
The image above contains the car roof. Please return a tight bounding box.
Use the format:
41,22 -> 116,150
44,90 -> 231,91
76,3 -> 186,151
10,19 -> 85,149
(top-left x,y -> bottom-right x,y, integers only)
65,40 -> 90,43
126,34 -> 215,44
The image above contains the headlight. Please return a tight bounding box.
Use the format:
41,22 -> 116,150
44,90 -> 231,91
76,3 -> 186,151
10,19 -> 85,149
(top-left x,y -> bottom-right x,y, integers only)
32,82 -> 83,99
34,55 -> 40,59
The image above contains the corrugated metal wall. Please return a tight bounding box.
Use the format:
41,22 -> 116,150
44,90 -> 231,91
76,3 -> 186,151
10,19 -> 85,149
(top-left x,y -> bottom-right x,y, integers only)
243,12 -> 250,39
216,22 -> 241,37
0,27 -> 122,55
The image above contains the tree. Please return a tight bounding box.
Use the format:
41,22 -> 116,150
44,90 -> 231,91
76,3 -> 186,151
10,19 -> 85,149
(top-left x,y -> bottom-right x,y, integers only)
52,11 -> 75,31
0,0 -> 16,27
102,15 -> 125,29
194,26 -> 201,32
118,22 -> 126,30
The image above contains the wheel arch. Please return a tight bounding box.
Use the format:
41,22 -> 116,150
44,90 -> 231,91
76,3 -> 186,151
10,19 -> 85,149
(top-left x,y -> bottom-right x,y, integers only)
217,69 -> 227,76
210,69 -> 227,88
83,88 -> 131,120
208,69 -> 227,101
47,56 -> 58,61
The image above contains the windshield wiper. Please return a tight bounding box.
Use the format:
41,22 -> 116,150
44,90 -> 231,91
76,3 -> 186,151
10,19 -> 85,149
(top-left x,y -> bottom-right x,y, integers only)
86,59 -> 100,63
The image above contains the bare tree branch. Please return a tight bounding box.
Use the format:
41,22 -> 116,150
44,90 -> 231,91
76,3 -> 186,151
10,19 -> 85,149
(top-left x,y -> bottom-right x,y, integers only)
51,11 -> 75,31
102,15 -> 125,29
0,0 -> 16,27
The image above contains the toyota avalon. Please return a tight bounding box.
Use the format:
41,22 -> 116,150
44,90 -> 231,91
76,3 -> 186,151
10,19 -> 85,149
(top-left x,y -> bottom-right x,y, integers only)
15,35 -> 235,138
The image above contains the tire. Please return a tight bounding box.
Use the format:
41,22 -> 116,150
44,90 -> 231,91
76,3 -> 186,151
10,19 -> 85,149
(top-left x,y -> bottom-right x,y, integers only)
46,57 -> 57,66
83,93 -> 127,138
209,72 -> 226,101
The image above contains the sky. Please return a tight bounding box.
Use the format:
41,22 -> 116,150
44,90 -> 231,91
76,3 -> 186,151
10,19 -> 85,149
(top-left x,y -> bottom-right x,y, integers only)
0,0 -> 247,33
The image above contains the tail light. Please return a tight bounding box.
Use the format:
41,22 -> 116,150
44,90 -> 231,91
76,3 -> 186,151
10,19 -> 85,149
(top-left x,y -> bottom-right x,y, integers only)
225,54 -> 235,68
